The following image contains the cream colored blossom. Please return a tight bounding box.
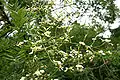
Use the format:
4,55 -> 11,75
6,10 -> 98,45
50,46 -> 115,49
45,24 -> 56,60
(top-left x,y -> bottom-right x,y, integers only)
20,77 -> 26,80
40,70 -> 45,73
86,50 -> 93,55
26,8 -> 30,11
89,55 -> 95,61
78,54 -> 83,57
70,49 -> 78,54
53,60 -> 63,69
31,45 -> 42,52
44,31 -> 51,37
104,39 -> 111,43
76,64 -> 84,72
98,50 -> 105,55
33,70 -> 41,76
29,46 -> 43,54
79,42 -> 85,45
29,51 -> 33,54
51,79 -> 59,80
17,42 -> 24,46
53,60 -> 62,65
59,50 -> 68,57
59,37 -> 64,40
67,27 -> 72,33
76,64 -> 84,68
64,67 -> 69,72
107,51 -> 112,54
92,38 -> 96,41
69,54 -> 74,57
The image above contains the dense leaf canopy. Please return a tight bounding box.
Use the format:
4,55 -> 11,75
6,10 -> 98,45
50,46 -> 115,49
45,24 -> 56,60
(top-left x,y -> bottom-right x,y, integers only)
0,0 -> 120,80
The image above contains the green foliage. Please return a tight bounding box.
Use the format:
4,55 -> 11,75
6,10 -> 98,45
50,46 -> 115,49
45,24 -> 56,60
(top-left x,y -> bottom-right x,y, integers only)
0,0 -> 120,80
11,8 -> 27,28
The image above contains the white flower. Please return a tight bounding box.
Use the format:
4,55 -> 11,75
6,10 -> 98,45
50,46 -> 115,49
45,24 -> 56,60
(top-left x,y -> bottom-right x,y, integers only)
76,64 -> 84,68
70,49 -> 78,54
32,7 -> 38,11
51,39 -> 56,43
59,50 -> 68,56
57,61 -> 62,65
76,64 -> 84,72
79,42 -> 85,45
30,78 -> 33,80
29,51 -> 33,54
54,79 -> 59,80
71,36 -> 74,38
67,27 -> 72,33
59,37 -> 64,40
31,45 -> 42,52
17,42 -> 24,46
33,70 -> 41,76
69,67 -> 74,71
57,61 -> 61,65
26,74 -> 30,77
61,58 -> 66,62
61,26 -> 67,28
44,31 -> 51,37
104,39 -> 111,43
64,67 -> 69,72
89,55 -> 95,60
36,40 -> 42,44
53,60 -> 62,68
51,79 -> 59,80
20,77 -> 26,80
79,68 -> 84,72
69,54 -> 74,58
98,50 -> 103,53
64,33 -> 68,37
53,60 -> 62,65
78,54 -> 83,57
59,50 -> 65,54
98,50 -> 105,55
107,51 -> 112,54
86,50 -> 93,55
40,70 -> 45,73
0,21 -> 4,28
92,38 -> 96,41
30,20 -> 36,25
64,39 -> 69,42
26,8 -> 30,11
109,43 -> 113,46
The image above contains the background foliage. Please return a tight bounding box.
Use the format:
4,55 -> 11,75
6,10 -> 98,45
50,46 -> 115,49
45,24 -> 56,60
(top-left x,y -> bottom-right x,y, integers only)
0,0 -> 120,80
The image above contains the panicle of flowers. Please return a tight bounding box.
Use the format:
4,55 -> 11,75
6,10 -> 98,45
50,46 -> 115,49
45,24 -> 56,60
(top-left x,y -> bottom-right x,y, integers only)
104,39 -> 111,43
69,49 -> 79,58
107,51 -> 112,54
59,50 -> 68,57
33,69 -> 45,77
98,50 -> 105,55
44,31 -> 51,37
76,64 -> 84,72
67,27 -> 72,33
79,41 -> 85,45
86,50 -> 93,55
70,49 -> 78,54
29,45 -> 43,54
53,60 -> 63,69
17,42 -> 24,46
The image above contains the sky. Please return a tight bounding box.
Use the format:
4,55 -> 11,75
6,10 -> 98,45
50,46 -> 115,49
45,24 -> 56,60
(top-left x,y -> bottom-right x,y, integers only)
115,0 -> 120,8
103,0 -> 120,38
51,0 -> 120,38
52,0 -> 120,26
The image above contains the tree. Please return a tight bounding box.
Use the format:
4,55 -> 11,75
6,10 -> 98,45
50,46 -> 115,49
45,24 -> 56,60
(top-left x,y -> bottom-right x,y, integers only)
0,0 -> 120,80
